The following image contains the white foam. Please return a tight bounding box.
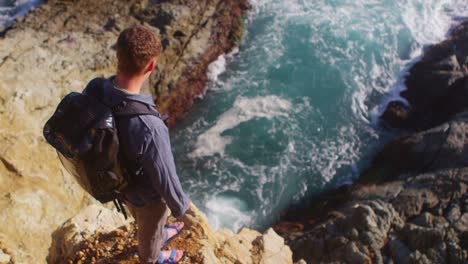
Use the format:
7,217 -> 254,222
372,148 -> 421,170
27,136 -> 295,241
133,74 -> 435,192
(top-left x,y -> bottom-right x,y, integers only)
400,0 -> 468,48
207,54 -> 227,83
189,95 -> 292,158
205,195 -> 251,232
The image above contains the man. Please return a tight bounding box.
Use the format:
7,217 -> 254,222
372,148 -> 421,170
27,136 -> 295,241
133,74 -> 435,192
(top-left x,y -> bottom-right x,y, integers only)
85,25 -> 190,263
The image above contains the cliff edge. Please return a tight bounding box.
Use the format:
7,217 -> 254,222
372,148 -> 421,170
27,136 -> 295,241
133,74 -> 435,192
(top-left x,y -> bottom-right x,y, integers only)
48,203 -> 292,264
0,0 -> 248,263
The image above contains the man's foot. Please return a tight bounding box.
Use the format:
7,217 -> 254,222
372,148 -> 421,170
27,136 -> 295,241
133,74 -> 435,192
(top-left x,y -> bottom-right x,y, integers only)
158,249 -> 185,264
163,222 -> 184,247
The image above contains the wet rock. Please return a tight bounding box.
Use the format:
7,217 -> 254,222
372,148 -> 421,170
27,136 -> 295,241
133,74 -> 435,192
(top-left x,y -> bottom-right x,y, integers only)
381,100 -> 412,128
382,22 -> 468,130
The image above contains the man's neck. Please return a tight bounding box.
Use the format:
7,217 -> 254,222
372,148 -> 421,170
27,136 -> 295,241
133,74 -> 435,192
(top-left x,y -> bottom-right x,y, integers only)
115,73 -> 146,94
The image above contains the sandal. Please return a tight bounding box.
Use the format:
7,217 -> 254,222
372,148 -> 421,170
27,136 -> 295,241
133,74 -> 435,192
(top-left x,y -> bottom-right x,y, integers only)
157,249 -> 185,264
163,222 -> 184,247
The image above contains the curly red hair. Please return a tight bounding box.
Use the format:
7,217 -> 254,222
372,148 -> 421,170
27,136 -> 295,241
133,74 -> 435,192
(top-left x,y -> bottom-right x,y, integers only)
116,25 -> 161,76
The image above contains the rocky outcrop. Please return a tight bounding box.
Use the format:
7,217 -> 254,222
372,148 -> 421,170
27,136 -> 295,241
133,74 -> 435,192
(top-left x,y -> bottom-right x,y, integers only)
48,205 -> 129,263
381,21 -> 468,130
277,155 -> 467,263
49,203 -> 292,264
275,21 -> 468,263
0,0 -> 248,263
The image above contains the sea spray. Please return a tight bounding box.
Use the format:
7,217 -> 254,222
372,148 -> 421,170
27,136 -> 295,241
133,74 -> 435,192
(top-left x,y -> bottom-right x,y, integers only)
207,54 -> 227,84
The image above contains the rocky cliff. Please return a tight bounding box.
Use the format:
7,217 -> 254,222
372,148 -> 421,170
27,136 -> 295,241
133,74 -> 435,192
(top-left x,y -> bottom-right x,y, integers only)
274,22 -> 468,263
0,0 -> 249,263
48,203 -> 292,264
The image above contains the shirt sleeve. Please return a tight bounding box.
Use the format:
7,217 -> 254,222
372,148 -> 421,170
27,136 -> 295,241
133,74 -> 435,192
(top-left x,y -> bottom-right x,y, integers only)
141,119 -> 190,217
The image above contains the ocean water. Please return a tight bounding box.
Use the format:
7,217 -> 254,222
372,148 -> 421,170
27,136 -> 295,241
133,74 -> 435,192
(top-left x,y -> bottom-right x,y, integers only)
171,0 -> 468,231
0,0 -> 44,30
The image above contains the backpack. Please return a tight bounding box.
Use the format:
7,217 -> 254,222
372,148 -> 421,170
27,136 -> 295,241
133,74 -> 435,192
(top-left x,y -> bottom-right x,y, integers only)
43,78 -> 166,219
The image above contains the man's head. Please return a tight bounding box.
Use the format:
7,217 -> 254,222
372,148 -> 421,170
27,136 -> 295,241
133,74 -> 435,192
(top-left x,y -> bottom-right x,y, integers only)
116,25 -> 161,77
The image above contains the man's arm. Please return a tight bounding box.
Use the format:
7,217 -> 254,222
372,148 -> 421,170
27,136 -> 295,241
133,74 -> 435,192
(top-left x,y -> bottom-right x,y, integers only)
141,118 -> 190,217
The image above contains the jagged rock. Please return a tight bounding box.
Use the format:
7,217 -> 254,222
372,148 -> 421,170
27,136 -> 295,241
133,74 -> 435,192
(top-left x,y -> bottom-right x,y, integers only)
287,200 -> 400,263
364,113 -> 468,182
48,204 -> 128,263
0,0 -> 248,262
253,228 -> 293,264
382,22 -> 468,130
402,224 -> 445,250
49,203 -> 293,264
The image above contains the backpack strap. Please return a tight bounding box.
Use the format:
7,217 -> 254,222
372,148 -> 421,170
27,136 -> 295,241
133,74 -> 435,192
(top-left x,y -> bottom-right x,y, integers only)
112,100 -> 169,125
84,77 -> 169,124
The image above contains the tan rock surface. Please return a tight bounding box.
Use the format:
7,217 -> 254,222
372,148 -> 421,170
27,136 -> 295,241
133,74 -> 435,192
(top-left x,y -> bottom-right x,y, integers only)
50,203 -> 293,264
48,204 -> 129,264
0,0 -> 248,262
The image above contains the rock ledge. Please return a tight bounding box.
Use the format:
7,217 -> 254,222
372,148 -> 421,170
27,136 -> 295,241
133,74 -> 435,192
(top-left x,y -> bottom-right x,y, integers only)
49,204 -> 293,264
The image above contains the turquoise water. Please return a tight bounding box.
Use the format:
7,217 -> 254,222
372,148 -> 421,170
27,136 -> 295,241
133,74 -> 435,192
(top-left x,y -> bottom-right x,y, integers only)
171,0 -> 468,231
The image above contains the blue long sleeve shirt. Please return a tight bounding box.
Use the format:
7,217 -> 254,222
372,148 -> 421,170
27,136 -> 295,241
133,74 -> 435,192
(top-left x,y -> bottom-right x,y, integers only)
83,77 -> 190,217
